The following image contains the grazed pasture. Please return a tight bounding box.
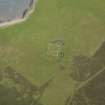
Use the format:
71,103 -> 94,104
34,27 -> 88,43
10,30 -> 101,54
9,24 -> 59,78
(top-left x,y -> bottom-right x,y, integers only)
0,0 -> 105,105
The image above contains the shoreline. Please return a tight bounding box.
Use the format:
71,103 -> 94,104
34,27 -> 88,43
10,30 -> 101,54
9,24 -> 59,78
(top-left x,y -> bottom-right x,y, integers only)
0,0 -> 37,28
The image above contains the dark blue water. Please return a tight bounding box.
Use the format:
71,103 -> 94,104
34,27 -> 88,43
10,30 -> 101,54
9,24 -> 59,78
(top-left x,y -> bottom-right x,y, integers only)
0,0 -> 33,22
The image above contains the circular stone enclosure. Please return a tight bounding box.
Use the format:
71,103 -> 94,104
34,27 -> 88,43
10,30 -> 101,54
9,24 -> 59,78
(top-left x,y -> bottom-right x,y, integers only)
0,0 -> 36,26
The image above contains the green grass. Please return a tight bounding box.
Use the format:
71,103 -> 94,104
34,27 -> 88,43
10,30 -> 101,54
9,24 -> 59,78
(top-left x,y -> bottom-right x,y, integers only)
0,0 -> 105,105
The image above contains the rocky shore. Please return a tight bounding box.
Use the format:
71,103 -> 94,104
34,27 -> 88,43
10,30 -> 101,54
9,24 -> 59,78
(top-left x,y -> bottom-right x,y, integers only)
0,0 -> 37,28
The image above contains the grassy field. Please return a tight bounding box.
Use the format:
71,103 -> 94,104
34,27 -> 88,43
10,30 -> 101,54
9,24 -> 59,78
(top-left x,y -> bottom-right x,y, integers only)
0,0 -> 105,105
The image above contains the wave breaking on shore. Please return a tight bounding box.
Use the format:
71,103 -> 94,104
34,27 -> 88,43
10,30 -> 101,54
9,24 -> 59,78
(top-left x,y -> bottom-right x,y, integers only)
0,0 -> 37,28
